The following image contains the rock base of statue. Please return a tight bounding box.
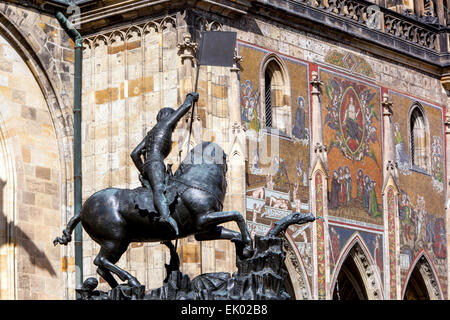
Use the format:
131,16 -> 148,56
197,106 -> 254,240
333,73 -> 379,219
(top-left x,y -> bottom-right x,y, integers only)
77,235 -> 290,300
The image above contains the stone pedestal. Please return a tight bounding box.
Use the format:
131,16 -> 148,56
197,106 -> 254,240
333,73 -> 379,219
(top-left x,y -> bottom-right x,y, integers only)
76,235 -> 291,300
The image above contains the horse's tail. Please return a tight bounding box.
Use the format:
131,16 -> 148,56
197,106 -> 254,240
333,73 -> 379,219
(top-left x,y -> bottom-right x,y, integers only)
53,208 -> 82,246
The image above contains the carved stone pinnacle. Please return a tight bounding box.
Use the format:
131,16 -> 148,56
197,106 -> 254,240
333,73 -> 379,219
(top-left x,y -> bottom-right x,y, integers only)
382,93 -> 393,117
231,50 -> 243,72
177,33 -> 198,64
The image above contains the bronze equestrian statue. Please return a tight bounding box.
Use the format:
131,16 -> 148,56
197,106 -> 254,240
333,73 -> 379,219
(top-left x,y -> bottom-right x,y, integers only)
53,93 -> 254,288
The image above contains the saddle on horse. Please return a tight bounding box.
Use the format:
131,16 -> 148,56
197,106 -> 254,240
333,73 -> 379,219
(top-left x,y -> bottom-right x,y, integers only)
131,166 -> 185,216
130,163 -> 225,217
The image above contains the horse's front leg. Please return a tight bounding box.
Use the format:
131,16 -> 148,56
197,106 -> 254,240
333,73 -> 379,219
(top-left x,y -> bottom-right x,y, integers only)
195,226 -> 250,259
196,211 -> 253,258
195,226 -> 241,241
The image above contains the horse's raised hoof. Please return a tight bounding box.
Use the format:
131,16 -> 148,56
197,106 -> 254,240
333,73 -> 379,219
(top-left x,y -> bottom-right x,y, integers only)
231,238 -> 254,259
242,245 -> 254,259
158,216 -> 179,237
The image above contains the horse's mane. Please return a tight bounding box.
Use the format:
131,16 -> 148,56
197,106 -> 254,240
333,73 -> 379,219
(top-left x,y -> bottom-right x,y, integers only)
172,141 -> 228,200
176,141 -> 227,173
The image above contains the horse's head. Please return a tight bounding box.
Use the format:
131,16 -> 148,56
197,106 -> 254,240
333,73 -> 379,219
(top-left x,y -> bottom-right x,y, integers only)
175,142 -> 228,193
180,141 -> 227,168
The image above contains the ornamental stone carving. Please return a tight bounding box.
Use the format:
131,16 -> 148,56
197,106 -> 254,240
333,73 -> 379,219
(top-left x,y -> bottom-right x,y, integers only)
352,245 -> 382,300
177,32 -> 198,65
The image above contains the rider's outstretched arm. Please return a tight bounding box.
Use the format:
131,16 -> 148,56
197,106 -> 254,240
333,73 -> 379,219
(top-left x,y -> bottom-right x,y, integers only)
130,138 -> 146,173
167,92 -> 199,128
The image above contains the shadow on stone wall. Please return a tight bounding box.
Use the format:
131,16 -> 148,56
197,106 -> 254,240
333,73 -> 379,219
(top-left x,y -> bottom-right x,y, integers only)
0,178 -> 56,276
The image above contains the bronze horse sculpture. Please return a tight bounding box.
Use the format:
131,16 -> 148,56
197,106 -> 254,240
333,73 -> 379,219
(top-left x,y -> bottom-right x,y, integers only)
54,142 -> 254,289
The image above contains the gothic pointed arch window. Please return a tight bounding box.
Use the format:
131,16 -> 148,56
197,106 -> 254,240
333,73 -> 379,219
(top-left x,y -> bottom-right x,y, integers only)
403,254 -> 442,300
403,263 -> 430,300
261,55 -> 291,135
332,250 -> 368,300
409,103 -> 430,172
331,239 -> 383,300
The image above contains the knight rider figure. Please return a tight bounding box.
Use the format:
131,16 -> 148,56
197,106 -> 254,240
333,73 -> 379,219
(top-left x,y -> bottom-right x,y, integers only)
131,92 -> 199,236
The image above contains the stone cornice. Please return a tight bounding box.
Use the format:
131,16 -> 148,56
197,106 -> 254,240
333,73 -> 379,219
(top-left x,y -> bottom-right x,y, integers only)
74,0 -> 450,77
2,0 -> 68,14
8,0 -> 450,76
249,0 -> 450,76
73,0 -> 252,35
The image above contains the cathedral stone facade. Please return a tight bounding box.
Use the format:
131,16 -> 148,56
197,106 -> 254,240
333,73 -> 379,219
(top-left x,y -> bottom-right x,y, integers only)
0,0 -> 449,300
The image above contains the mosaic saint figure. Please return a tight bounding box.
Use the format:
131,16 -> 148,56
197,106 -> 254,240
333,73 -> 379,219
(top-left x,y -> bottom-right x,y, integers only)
250,149 -> 262,175
415,195 -> 426,239
248,96 -> 261,132
343,96 -> 362,143
296,157 -> 308,187
329,170 -> 340,210
363,174 -> 371,211
398,191 -> 406,220
364,100 -> 373,125
433,218 -> 447,258
369,180 -> 381,218
293,183 -> 302,212
431,136 -> 443,185
373,234 -> 383,271
400,191 -> 414,243
394,123 -> 410,171
296,157 -> 304,184
266,174 -> 275,190
330,227 -> 341,264
344,166 -> 352,204
425,214 -> 435,244
274,156 -> 290,186
292,96 -> 306,140
402,193 -> 413,226
241,96 -> 249,123
338,166 -> 346,206
431,137 -> 442,167
241,80 -> 261,132
356,169 -> 364,203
